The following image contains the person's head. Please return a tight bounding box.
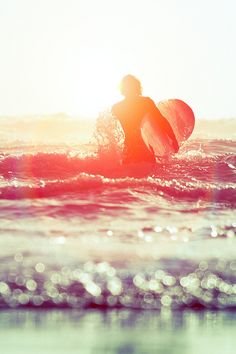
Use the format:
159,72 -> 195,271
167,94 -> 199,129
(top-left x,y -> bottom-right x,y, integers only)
119,75 -> 142,98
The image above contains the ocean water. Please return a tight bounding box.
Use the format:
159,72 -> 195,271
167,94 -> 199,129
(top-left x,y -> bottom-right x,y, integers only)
1,309 -> 236,354
0,114 -> 235,311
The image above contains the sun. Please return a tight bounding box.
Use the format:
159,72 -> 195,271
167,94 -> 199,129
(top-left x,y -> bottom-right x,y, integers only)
75,50 -> 125,118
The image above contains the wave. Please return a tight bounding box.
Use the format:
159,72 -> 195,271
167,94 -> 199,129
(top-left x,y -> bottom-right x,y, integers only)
0,141 -> 235,205
0,113 -> 235,205
0,174 -> 235,205
0,139 -> 235,176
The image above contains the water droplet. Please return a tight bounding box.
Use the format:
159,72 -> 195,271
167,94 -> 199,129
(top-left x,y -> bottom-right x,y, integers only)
107,278 -> 122,296
26,279 -> 37,291
161,295 -> 172,307
85,282 -> 101,297
18,293 -> 29,305
0,282 -> 10,295
35,263 -> 45,273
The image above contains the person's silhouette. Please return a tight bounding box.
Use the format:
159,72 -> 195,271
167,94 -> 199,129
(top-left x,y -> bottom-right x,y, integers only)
112,75 -> 179,164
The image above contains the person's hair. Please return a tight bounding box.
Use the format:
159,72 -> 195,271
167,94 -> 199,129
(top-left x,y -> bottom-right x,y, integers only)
119,75 -> 142,96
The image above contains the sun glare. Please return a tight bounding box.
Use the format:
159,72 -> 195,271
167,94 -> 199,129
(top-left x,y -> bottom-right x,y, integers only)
75,50 -> 124,118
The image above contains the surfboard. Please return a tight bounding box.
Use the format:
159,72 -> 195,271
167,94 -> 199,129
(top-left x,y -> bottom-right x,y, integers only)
141,99 -> 195,157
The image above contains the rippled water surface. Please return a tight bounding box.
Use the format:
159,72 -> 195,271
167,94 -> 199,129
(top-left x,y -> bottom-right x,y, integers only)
0,115 -> 235,310
1,310 -> 236,354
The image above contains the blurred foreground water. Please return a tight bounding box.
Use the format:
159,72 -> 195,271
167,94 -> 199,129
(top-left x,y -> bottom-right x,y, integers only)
1,309 -> 236,354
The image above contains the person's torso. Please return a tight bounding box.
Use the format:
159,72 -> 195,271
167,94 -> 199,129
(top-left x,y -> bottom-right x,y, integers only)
112,96 -> 155,145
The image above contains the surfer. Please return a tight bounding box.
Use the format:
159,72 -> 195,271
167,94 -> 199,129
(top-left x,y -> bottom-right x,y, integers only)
112,75 -> 179,164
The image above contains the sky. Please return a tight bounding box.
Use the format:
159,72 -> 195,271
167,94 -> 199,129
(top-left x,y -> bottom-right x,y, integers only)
0,0 -> 235,119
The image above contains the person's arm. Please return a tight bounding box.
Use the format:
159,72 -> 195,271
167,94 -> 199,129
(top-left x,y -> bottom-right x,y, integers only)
148,99 -> 179,152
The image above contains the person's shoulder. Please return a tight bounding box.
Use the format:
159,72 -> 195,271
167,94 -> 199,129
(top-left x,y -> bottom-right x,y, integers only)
112,99 -> 125,114
141,96 -> 156,108
142,96 -> 154,102
112,100 -> 124,108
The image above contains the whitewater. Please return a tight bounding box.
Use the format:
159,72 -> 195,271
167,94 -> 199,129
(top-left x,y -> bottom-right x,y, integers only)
0,113 -> 235,310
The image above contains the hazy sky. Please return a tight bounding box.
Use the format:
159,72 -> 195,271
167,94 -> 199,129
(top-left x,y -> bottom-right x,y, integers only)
0,0 -> 235,118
